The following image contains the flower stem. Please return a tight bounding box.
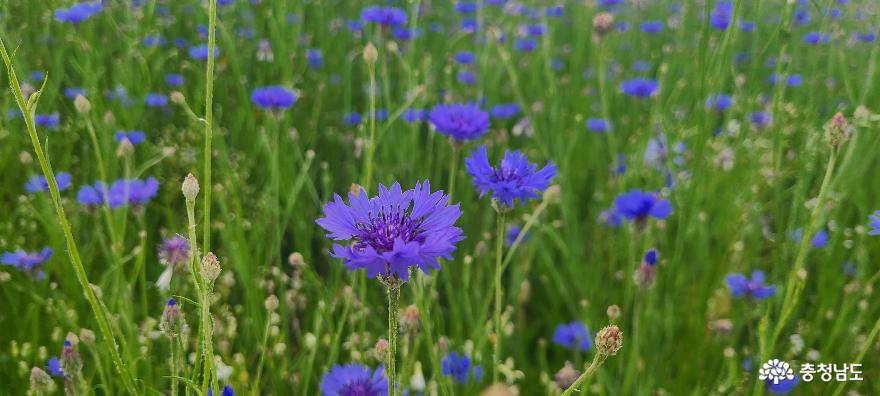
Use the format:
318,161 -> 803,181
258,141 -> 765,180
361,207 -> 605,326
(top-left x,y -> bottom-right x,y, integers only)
363,60 -> 378,193
493,211 -> 507,383
447,141 -> 459,198
202,0 -> 217,254
387,283 -> 401,396
251,313 -> 273,396
560,353 -> 606,396
0,39 -> 139,396
170,337 -> 178,396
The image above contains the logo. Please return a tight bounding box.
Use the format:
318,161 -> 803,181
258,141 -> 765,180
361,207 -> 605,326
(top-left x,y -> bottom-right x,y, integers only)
759,359 -> 795,384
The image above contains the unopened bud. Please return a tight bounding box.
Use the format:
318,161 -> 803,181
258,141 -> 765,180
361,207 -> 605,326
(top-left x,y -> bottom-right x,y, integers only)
595,325 -> 623,356
79,329 -> 95,345
592,12 -> 615,38
824,111 -> 852,148
74,95 -> 90,113
182,173 -> 200,202
400,304 -> 420,332
265,295 -> 279,311
374,338 -> 390,362
633,263 -> 657,289
554,361 -> 581,390
160,299 -> 183,337
544,185 -> 562,204
288,252 -> 305,267
363,42 -> 378,65
29,367 -> 55,395
170,91 -> 186,105
200,253 -> 221,286
606,304 -> 620,320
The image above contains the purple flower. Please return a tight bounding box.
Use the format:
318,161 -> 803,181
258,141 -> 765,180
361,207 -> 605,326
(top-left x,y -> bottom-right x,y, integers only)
54,2 -> 102,23
640,21 -> 664,33
706,94 -> 734,112
726,271 -> 776,299
320,364 -> 388,396
553,321 -> 592,351
251,86 -> 297,110
207,386 -> 234,396
505,224 -> 529,246
77,178 -> 160,208
490,103 -> 520,120
402,109 -> 427,123
613,189 -> 672,222
464,145 -> 557,208
790,228 -> 829,248
454,2 -> 478,14
710,1 -> 734,30
428,103 -> 490,141
158,235 -> 191,266
35,113 -> 60,129
803,32 -> 830,45
316,181 -> 463,281
189,44 -> 219,61
115,130 -> 146,145
869,211 -> 880,236
457,70 -> 476,85
2,247 -> 52,278
441,352 -> 483,384
25,172 -> 72,193
749,111 -> 772,128
361,6 -> 407,27
145,93 -> 168,107
514,38 -> 537,52
46,357 -> 64,377
307,48 -> 323,68
454,51 -> 475,65
767,374 -> 799,394
644,248 -> 658,266
343,112 -> 362,126
586,118 -> 612,133
165,74 -> 184,87
620,78 -> 659,98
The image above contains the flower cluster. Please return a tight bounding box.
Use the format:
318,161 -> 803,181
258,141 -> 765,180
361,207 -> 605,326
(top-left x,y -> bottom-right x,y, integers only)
464,145 -> 557,208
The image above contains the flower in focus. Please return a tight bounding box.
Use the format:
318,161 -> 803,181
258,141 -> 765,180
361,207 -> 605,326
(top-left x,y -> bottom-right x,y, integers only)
316,181 -> 464,281
553,321 -> 592,351
429,103 -> 490,141
464,145 -> 557,208
726,271 -> 776,299
25,172 -> 72,193
320,363 -> 388,396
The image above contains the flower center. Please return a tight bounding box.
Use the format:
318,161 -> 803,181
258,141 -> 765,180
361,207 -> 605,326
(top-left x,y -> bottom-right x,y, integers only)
355,210 -> 423,253
341,381 -> 379,396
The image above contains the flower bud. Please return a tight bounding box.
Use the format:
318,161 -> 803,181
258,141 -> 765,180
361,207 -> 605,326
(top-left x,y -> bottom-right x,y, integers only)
264,295 -> 279,312
400,304 -> 420,333
182,173 -> 200,202
374,338 -> 390,363
160,298 -> 183,337
606,304 -> 620,320
824,111 -> 852,148
170,91 -> 186,105
200,253 -> 221,286
592,12 -> 615,38
29,367 -> 55,395
61,341 -> 83,380
595,325 -> 623,357
554,361 -> 581,390
633,264 -> 657,289
363,42 -> 378,65
79,329 -> 95,345
74,95 -> 90,114
479,384 -> 516,396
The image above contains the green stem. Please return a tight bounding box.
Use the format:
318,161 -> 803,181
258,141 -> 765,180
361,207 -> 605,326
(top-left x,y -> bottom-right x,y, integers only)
447,141 -> 459,198
560,352 -> 606,396
493,211 -> 507,383
0,39 -> 139,395
251,314 -> 273,396
202,0 -> 217,254
831,314 -> 880,396
170,337 -> 178,396
363,60 -> 378,193
387,283 -> 401,396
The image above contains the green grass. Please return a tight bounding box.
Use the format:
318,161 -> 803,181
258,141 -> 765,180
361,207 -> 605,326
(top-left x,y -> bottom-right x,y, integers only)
1,0 -> 879,395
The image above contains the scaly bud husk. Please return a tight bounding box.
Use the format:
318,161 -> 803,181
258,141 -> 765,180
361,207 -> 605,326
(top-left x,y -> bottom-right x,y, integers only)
200,253 -> 221,286
182,173 -> 200,202
595,325 -> 623,357
363,42 -> 378,65
264,295 -> 279,311
74,95 -> 90,114
824,111 -> 852,148
160,299 -> 184,337
29,367 -> 55,395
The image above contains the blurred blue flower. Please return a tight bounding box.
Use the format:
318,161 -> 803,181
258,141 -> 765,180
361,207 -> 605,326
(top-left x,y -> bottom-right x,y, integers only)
455,51 -> 475,65
361,6 -> 407,27
749,111 -> 772,128
144,35 -> 166,47
145,93 -> 168,107
343,112 -> 362,126
54,2 -> 102,23
613,189 -> 672,222
159,235 -> 191,267
26,172 -> 72,193
46,357 -> 64,377
403,109 -> 427,123
207,385 -> 234,396
726,271 -> 776,299
505,224 -> 529,246
706,94 -> 734,112
189,44 -> 219,61
620,78 -> 659,98
644,248 -> 658,266
115,130 -> 146,146
869,211 -> 880,235
64,87 -> 87,98
77,178 -> 160,208
316,181 -> 463,281
710,1 -> 733,30
441,352 -> 482,384
803,32 -> 830,45
790,228 -> 829,248
320,364 -> 387,396
586,118 -> 612,133
457,70 -> 476,85
640,21 -> 664,33
490,103 -> 520,120
429,103 -> 490,141
35,113 -> 60,129
307,49 -> 323,68
465,145 -> 557,208
251,86 -> 297,110
2,247 -> 52,279
455,2 -> 478,14
767,374 -> 799,394
514,38 -> 537,52
739,21 -> 756,32
553,321 -> 592,351
165,74 -> 184,87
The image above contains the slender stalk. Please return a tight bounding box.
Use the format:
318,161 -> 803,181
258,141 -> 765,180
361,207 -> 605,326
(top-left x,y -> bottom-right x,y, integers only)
170,337 -> 178,396
202,0 -> 218,254
0,39 -> 139,395
363,57 -> 378,193
251,314 -> 273,396
387,283 -> 401,396
493,211 -> 507,383
560,352 -> 606,396
200,285 -> 217,394
446,141 -> 459,198
831,314 -> 880,396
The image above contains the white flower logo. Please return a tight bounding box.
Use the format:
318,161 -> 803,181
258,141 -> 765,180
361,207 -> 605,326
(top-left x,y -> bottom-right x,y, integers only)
759,359 -> 795,384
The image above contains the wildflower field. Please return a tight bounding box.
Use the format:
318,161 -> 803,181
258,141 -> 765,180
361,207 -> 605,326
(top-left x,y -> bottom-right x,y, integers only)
2,0 -> 880,395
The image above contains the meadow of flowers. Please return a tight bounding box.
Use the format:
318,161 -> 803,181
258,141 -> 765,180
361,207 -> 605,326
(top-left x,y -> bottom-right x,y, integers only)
1,0 -> 879,395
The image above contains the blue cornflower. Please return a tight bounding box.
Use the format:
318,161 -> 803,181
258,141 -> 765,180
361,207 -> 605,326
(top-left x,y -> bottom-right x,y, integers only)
710,1 -> 734,30
31,71 -> 45,82
803,32 -> 830,45
115,130 -> 146,145
307,49 -> 323,68
35,113 -> 60,129
454,2 -> 478,14
525,24 -> 546,37
361,6 -> 407,27
26,172 -> 72,193
794,9 -> 810,25
640,21 -> 664,33
46,357 -> 64,377
392,27 -> 420,41
368,109 -> 389,121
54,2 -> 102,23
586,118 -> 612,133
599,208 -> 623,227
505,224 -> 529,246
428,103 -> 490,141
2,247 -> 52,279
77,178 -> 160,208
316,181 -> 463,281
207,385 -> 234,396
457,70 -> 476,85
454,51 -> 475,65
620,78 -> 659,98
513,38 -> 537,52
598,0 -> 624,8
490,103 -> 520,120
64,87 -> 86,99
632,60 -> 652,73
790,228 -> 829,248
706,94 -> 734,112
251,86 -> 297,110
158,235 -> 191,267
739,21 -> 756,32
402,109 -> 427,123
320,364 -> 388,396
189,44 -> 219,61
613,189 -> 673,222
165,74 -> 184,87
749,111 -> 772,128
553,321 -> 592,351
145,93 -> 168,107
726,271 -> 776,299
343,112 -> 362,126
644,248 -> 658,266
144,35 -> 166,47
869,211 -> 880,235
767,374 -> 799,394
465,145 -> 557,208
441,352 -> 483,384
854,31 -> 876,43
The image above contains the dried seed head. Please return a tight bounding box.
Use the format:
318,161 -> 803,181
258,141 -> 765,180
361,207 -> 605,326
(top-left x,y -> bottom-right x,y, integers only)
182,173 -> 200,202
288,252 -> 305,267
363,42 -> 378,65
200,253 -> 221,286
595,325 -> 623,357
